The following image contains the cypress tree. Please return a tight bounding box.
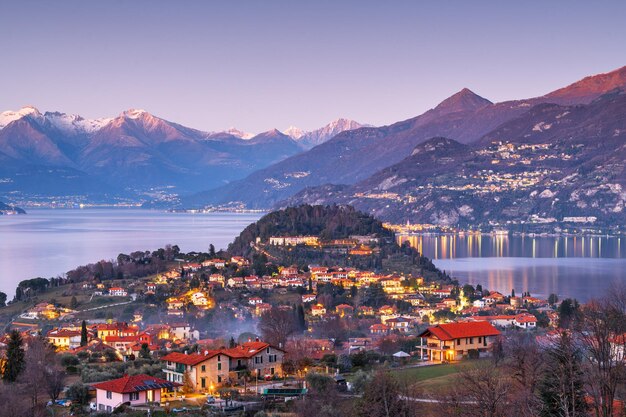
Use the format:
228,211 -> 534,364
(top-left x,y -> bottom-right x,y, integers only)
2,330 -> 25,382
80,320 -> 88,347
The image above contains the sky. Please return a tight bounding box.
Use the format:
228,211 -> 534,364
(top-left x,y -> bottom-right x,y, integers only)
1,0 -> 625,133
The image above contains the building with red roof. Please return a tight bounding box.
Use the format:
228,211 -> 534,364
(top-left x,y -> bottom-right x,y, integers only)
92,374 -> 179,412
418,321 -> 501,362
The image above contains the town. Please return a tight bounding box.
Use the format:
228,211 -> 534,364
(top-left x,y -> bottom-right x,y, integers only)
0,205 -> 624,417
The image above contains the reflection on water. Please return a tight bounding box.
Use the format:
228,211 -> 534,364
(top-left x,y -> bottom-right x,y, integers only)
398,234 -> 626,302
397,234 -> 625,260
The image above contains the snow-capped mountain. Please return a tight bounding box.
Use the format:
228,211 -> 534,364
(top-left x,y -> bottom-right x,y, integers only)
282,118 -> 369,149
0,105 -> 111,135
0,106 -> 42,129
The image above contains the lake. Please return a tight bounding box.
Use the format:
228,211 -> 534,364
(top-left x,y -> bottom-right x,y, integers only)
1,209 -> 624,302
398,234 -> 626,302
0,209 -> 262,298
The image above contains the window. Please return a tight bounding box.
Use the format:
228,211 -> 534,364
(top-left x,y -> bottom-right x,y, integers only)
129,392 -> 139,401
218,362 -> 221,371
106,391 -> 112,399
218,355 -> 221,362
267,348 -> 270,354
217,375 -> 222,383
201,365 -> 206,372
270,367 -> 275,375
201,378 -> 206,388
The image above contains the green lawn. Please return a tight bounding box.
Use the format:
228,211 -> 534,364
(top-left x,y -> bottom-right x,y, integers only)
391,360 -> 483,394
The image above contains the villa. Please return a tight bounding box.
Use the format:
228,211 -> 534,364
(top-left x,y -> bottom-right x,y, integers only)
92,374 -> 180,412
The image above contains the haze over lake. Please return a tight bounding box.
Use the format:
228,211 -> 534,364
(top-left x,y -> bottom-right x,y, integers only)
399,234 -> 626,302
0,209 -> 262,298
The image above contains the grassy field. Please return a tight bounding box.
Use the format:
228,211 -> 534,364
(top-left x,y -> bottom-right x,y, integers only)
391,360 -> 484,394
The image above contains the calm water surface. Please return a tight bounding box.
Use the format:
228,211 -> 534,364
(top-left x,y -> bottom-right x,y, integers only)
0,209 -> 261,297
398,234 -> 626,302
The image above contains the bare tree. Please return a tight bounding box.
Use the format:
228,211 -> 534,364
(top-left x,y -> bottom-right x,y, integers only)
504,332 -> 544,417
440,363 -> 510,417
258,307 -> 295,347
0,383 -> 29,417
19,336 -> 57,417
578,284 -> 626,417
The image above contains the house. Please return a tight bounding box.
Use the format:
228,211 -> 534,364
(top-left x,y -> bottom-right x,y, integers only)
92,374 -> 180,412
302,294 -> 316,303
473,299 -> 487,308
162,351 -> 230,392
166,297 -> 185,310
311,304 -> 326,317
227,277 -> 245,288
109,287 -> 128,297
221,340 -> 286,379
249,296 -> 263,306
230,256 -> 249,267
190,292 -> 211,307
369,323 -> 390,335
47,328 -> 82,350
335,304 -> 354,318
513,313 -> 538,329
348,337 -> 374,353
255,303 -> 272,316
169,323 -> 199,341
386,317 -> 412,332
418,321 -> 501,362
269,236 -> 319,246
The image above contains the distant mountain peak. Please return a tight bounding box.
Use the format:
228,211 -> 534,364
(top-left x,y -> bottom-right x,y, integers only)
224,127 -> 254,139
283,126 -> 304,139
121,108 -> 149,119
434,88 -> 492,113
0,105 -> 43,128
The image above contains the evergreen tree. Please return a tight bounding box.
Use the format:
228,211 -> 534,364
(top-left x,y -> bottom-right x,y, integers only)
139,343 -> 151,359
297,304 -> 306,331
80,320 -> 88,347
70,296 -> 78,309
229,337 -> 236,348
209,244 -> 216,257
539,332 -> 587,417
511,288 -> 515,298
3,330 -> 25,382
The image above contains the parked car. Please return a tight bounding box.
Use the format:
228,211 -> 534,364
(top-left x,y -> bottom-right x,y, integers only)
205,395 -> 216,404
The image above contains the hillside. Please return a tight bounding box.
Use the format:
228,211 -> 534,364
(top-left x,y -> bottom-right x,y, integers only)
184,66 -> 626,209
0,201 -> 25,214
281,91 -> 626,229
228,205 -> 451,281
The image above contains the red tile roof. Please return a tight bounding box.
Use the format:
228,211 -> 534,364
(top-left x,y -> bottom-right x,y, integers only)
419,321 -> 500,341
161,351 -> 219,365
92,374 -> 179,393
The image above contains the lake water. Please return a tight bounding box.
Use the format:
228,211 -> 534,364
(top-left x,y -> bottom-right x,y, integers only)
0,209 -> 262,298
398,234 -> 626,302
1,209 -> 624,303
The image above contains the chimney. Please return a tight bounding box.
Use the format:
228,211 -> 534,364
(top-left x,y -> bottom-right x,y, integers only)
204,350 -> 209,356
255,337 -> 259,342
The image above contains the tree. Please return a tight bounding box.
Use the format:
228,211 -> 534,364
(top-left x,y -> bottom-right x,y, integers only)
539,332 -> 587,417
182,371 -> 195,394
69,295 -> 78,309
2,330 -> 25,382
80,320 -> 88,347
441,364 -> 509,417
511,288 -> 516,298
558,299 -> 581,329
258,307 -> 296,347
139,343 -> 151,359
578,287 -> 626,417
298,373 -> 341,417
20,336 -> 58,414
209,244 -> 216,257
0,291 -> 7,307
548,293 -> 559,306
355,370 -> 415,417
229,337 -> 236,348
66,382 -> 90,405
44,366 -> 66,402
